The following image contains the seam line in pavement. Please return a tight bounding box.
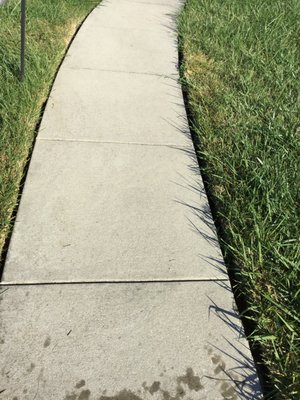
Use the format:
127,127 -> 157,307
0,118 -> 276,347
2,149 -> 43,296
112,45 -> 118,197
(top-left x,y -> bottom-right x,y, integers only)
64,66 -> 178,79
89,25 -> 176,33
37,138 -> 187,148
0,278 -> 229,286
119,0 -> 179,6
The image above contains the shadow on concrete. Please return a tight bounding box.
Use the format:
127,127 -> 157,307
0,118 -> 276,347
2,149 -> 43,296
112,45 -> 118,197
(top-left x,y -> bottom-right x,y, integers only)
204,284 -> 263,399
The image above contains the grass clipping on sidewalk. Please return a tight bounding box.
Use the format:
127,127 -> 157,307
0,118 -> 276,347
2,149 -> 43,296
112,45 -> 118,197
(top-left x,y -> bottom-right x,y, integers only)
0,0 -> 100,256
178,0 -> 300,398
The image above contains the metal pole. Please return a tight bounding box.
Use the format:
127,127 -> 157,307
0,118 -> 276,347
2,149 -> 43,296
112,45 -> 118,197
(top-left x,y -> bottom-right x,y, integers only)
20,0 -> 26,81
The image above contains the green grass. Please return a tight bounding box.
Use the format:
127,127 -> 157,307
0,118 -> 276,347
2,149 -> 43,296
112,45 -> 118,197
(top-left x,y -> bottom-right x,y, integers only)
0,0 -> 100,258
178,0 -> 300,398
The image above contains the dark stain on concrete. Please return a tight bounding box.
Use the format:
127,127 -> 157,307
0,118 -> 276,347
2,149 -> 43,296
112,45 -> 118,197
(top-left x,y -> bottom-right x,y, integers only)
211,353 -> 226,375
177,368 -> 203,391
99,389 -> 143,400
161,390 -> 172,400
161,389 -> 182,400
26,362 -> 35,373
64,368 -> 206,400
207,348 -> 239,399
211,354 -> 221,365
43,336 -> 51,348
214,359 -> 226,375
162,386 -> 187,400
220,382 -> 237,399
65,395 -> 77,400
78,389 -> 91,400
142,381 -> 161,395
176,386 -> 185,398
76,380 -> 86,389
142,375 -> 190,400
64,389 -> 91,400
149,381 -> 160,394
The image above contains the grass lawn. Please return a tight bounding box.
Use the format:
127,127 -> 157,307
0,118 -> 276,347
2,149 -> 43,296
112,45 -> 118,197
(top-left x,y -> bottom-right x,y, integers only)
0,0 -> 100,261
178,0 -> 300,398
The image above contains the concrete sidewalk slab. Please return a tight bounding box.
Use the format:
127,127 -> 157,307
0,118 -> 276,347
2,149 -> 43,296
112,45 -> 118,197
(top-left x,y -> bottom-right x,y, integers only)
61,1 -> 179,75
39,71 -> 190,146
115,0 -> 185,5
82,0 -> 179,32
63,26 -> 177,75
3,140 -> 225,284
0,282 -> 261,400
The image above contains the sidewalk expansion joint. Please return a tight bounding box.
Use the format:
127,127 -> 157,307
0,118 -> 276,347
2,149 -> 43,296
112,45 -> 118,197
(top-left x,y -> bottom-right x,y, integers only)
120,0 -> 178,6
38,138 -> 186,148
64,66 -> 178,79
0,278 -> 230,286
91,25 -> 175,34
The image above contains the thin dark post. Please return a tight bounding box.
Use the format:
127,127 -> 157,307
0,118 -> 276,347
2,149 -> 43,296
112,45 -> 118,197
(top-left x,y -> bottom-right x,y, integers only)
20,0 -> 26,81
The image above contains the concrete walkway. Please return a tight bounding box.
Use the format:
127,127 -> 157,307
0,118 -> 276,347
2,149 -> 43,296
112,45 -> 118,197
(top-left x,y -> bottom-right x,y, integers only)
0,0 -> 261,398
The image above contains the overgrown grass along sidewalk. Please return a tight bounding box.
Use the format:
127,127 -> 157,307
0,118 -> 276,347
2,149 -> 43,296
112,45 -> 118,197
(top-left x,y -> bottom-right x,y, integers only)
0,0 -> 100,260
178,0 -> 300,398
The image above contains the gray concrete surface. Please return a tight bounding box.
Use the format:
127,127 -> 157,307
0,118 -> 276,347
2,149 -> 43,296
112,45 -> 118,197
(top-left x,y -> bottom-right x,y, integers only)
0,282 -> 261,400
61,0 -> 180,74
39,71 -> 190,146
0,0 -> 262,398
3,140 -> 225,283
